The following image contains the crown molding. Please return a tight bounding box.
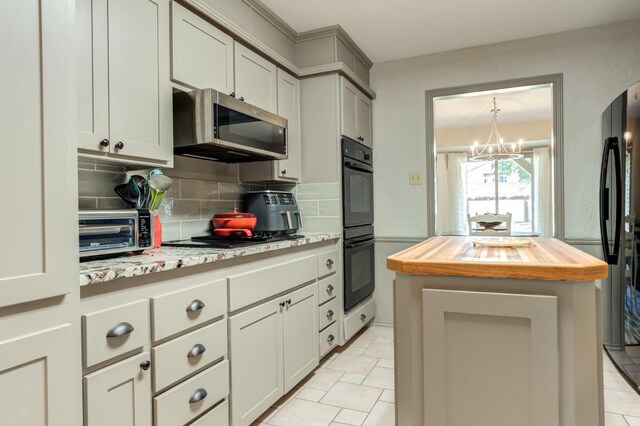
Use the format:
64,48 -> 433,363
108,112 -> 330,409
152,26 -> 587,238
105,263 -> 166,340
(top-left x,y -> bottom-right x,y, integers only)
180,0 -> 376,98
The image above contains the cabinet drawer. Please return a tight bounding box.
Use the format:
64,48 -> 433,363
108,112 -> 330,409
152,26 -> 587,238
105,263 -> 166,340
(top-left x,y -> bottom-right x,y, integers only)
152,320 -> 227,392
83,299 -> 150,368
318,275 -> 338,305
228,255 -> 316,311
151,279 -> 226,342
319,322 -> 339,358
344,297 -> 375,341
318,250 -> 338,278
318,297 -> 339,331
190,400 -> 229,426
154,360 -> 229,426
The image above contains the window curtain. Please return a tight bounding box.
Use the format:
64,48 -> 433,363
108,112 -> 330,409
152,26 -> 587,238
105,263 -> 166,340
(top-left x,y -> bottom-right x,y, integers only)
533,147 -> 552,236
436,153 -> 468,235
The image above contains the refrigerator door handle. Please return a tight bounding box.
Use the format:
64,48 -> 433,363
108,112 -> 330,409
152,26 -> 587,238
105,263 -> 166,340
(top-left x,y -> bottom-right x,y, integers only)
611,137 -> 623,264
600,136 -> 622,265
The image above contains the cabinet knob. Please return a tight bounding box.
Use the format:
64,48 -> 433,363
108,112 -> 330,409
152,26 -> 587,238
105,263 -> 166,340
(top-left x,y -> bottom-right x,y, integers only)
189,388 -> 208,404
106,322 -> 134,338
360,314 -> 367,321
229,92 -> 236,98
326,259 -> 334,267
99,139 -> 110,148
281,169 -> 287,175
279,301 -> 286,308
239,96 -> 245,101
187,343 -> 206,358
286,299 -> 292,306
140,360 -> 151,371
186,299 -> 205,312
326,309 -> 334,318
327,334 -> 335,343
327,284 -> 334,292
114,141 -> 124,150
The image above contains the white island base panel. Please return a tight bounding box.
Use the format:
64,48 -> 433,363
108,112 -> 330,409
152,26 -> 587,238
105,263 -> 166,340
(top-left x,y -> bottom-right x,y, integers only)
393,274 -> 604,426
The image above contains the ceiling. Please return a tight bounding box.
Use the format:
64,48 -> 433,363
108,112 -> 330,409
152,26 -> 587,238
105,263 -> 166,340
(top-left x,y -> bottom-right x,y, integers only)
434,85 -> 553,129
261,0 -> 640,63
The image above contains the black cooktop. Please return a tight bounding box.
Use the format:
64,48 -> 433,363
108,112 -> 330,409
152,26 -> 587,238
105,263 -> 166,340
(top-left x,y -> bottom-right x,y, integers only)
162,234 -> 304,249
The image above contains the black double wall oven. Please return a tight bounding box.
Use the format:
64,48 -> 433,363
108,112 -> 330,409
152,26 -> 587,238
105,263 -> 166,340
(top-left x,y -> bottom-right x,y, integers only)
342,137 -> 375,312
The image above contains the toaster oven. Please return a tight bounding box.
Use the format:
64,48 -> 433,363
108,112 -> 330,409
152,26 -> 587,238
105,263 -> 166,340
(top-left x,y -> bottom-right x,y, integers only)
79,209 -> 154,260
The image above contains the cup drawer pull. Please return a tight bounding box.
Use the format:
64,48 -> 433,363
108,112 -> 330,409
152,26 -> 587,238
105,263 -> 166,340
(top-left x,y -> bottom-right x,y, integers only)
106,322 -> 134,338
186,299 -> 205,312
187,343 -> 206,358
189,388 -> 208,404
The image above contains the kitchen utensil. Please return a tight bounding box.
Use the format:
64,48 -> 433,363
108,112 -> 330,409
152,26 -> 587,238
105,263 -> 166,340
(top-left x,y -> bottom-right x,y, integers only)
213,228 -> 253,238
125,178 -> 142,208
148,168 -> 163,181
114,184 -> 137,208
211,208 -> 257,231
148,174 -> 173,210
141,179 -> 150,209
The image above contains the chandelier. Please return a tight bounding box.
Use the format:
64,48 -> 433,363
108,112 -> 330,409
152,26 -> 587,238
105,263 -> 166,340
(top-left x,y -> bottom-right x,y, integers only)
469,97 -> 523,162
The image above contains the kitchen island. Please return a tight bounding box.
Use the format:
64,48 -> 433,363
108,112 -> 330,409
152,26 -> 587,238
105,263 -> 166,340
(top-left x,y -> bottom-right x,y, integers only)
387,236 -> 608,426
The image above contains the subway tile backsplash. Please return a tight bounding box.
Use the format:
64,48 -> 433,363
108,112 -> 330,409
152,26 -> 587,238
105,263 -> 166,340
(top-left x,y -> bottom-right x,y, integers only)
296,183 -> 342,233
77,160 -> 302,240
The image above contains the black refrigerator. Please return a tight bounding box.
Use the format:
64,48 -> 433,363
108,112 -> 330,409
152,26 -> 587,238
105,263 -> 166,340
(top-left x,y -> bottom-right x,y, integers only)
600,81 -> 640,389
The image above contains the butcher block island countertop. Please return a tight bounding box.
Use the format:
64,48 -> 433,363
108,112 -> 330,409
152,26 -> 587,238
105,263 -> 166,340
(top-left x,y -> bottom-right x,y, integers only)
388,235 -> 608,426
387,236 -> 608,281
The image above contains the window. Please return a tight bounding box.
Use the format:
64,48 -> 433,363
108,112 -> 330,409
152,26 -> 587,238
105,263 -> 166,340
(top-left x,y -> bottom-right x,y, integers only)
467,157 -> 533,234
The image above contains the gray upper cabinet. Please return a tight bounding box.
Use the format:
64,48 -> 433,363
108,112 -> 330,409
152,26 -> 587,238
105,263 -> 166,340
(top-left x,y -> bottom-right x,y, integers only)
276,69 -> 302,181
239,67 -> 301,182
357,94 -> 372,148
234,41 -> 278,113
171,2 -> 234,93
340,76 -> 372,148
0,0 -> 73,307
77,0 -> 173,166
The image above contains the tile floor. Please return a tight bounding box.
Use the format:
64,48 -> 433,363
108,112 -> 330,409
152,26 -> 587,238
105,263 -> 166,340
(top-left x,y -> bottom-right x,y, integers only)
252,324 -> 640,426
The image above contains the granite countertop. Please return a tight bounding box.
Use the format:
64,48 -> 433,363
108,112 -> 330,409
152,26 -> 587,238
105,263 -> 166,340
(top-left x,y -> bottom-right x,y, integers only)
80,233 -> 341,286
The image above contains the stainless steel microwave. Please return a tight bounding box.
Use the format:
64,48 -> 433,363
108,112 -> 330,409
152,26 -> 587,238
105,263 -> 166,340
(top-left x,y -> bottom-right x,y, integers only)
172,89 -> 288,163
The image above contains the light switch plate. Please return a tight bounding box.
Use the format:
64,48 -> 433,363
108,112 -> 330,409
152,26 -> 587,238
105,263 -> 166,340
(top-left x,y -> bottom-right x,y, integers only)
409,171 -> 423,185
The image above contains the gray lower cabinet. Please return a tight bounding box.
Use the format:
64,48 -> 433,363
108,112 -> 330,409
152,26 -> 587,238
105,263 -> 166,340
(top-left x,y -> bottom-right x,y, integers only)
84,352 -> 153,426
283,285 -> 319,390
0,325 -> 74,426
230,283 -> 318,426
229,298 -> 283,426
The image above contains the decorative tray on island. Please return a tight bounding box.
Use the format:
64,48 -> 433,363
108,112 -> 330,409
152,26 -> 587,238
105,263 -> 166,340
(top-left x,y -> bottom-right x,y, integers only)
472,238 -> 533,248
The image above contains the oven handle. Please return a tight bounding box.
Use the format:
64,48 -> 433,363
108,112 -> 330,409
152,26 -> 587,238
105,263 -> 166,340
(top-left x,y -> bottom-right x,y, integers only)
346,238 -> 374,249
344,161 -> 373,173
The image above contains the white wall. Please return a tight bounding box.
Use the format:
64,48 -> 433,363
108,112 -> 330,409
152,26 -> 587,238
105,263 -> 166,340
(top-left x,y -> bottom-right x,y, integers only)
371,19 -> 640,240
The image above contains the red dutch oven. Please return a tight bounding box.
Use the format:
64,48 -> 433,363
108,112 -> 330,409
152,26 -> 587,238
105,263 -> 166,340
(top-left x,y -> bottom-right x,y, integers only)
211,208 -> 257,231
